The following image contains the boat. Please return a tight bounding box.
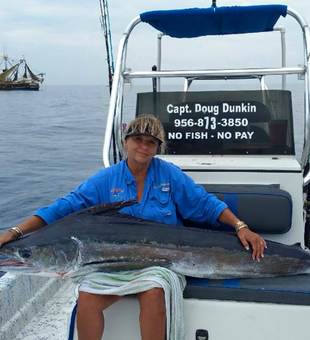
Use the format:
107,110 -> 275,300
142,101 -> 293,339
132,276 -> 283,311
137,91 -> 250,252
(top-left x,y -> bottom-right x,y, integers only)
1,2 -> 310,340
0,54 -> 44,91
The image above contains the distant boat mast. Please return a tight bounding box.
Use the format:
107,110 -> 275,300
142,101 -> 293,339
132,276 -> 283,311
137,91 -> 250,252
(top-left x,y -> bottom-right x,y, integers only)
99,0 -> 115,93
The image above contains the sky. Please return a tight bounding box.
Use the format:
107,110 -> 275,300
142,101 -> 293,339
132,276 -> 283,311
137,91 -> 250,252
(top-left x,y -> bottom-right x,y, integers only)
0,0 -> 309,85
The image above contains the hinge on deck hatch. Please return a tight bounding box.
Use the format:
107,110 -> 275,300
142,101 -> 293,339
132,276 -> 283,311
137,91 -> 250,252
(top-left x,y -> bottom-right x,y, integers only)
196,329 -> 209,340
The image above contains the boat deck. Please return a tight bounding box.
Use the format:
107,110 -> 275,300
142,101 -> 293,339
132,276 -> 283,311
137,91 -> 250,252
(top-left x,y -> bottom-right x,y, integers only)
0,274 -> 76,340
2,272 -> 310,339
15,282 -> 76,340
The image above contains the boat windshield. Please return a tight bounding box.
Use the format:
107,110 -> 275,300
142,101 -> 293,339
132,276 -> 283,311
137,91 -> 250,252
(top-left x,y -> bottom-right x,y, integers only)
136,90 -> 294,155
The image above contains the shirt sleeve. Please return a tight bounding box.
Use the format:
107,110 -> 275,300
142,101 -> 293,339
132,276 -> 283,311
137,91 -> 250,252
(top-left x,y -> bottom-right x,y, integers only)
169,165 -> 228,226
34,171 -> 105,225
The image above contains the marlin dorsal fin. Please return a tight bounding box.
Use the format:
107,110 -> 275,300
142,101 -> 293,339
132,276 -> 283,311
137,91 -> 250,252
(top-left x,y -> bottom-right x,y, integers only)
76,200 -> 138,216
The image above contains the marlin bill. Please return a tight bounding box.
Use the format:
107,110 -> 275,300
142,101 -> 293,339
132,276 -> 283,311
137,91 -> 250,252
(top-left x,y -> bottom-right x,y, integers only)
1,200 -> 310,279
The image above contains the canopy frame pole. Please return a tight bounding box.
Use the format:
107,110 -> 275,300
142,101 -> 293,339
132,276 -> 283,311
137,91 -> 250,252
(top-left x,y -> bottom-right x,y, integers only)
102,7 -> 310,184
103,16 -> 141,168
156,33 -> 164,92
287,8 -> 310,182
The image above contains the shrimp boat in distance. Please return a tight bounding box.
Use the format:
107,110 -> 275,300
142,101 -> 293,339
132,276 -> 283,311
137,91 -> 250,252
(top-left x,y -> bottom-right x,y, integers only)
0,54 -> 45,90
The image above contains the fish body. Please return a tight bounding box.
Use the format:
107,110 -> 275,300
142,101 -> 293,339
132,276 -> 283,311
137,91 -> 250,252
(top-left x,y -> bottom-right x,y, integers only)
1,200 -> 310,279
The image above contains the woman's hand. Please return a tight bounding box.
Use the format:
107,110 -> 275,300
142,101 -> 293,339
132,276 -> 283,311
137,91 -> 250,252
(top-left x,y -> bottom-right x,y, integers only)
237,227 -> 267,261
0,216 -> 47,249
217,209 -> 267,261
0,231 -> 16,248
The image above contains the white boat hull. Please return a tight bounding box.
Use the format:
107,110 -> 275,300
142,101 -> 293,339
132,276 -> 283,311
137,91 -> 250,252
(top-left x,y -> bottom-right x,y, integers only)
70,295 -> 310,340
2,274 -> 310,340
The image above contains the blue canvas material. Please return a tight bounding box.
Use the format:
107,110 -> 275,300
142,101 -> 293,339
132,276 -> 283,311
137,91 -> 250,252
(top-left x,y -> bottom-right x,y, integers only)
140,5 -> 287,38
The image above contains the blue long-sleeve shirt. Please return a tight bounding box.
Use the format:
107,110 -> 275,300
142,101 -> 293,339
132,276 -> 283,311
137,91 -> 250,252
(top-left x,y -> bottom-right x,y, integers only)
35,158 -> 227,226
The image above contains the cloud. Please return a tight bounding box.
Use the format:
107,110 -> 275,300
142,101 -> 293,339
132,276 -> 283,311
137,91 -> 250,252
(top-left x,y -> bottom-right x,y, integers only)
0,0 -> 96,19
3,29 -> 103,48
0,0 -> 308,85
0,0 -> 100,34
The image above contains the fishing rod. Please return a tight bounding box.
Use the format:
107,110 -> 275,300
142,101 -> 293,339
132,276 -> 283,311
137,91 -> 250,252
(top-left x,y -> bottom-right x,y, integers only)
99,0 -> 119,164
99,0 -> 115,94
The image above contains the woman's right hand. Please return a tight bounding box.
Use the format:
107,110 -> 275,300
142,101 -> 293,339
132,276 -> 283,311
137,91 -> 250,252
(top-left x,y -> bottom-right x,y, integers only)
0,216 -> 47,249
0,230 -> 17,248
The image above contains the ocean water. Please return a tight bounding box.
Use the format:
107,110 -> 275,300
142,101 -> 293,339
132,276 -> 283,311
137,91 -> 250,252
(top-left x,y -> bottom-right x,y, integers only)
0,83 -> 305,233
0,85 -> 110,230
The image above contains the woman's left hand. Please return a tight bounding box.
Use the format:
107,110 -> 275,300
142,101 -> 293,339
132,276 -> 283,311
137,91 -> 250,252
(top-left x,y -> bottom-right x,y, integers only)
237,228 -> 267,261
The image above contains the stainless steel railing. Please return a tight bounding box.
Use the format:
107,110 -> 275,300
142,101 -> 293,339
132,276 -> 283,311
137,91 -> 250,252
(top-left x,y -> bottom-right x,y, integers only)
103,7 -> 310,186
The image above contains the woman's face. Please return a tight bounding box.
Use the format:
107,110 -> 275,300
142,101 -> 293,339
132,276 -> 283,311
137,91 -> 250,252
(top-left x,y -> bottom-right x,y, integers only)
125,134 -> 159,167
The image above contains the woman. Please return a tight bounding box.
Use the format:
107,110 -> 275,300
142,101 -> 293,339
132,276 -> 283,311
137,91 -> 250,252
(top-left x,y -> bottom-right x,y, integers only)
0,115 -> 266,340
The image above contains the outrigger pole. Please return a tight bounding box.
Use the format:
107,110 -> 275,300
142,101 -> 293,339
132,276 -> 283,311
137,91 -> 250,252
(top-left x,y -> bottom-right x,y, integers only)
99,0 -> 115,94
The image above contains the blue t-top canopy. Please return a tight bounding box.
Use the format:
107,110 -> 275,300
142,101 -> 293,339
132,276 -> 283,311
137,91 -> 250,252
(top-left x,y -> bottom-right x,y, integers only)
140,5 -> 287,38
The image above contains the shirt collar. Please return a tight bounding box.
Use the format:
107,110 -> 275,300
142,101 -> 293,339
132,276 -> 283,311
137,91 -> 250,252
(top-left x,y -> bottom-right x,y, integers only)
124,159 -> 135,184
123,158 -> 155,184
147,158 -> 155,181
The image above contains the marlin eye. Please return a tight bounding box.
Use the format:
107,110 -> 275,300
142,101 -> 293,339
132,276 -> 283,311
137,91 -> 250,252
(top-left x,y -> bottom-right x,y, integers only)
19,249 -> 32,259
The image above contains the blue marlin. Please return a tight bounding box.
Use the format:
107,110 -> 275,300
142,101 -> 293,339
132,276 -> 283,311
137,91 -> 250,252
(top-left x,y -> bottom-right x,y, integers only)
0,200 -> 310,279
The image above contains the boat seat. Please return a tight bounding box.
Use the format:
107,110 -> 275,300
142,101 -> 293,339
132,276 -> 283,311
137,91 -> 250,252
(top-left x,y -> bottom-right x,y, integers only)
184,274 -> 310,306
183,184 -> 292,234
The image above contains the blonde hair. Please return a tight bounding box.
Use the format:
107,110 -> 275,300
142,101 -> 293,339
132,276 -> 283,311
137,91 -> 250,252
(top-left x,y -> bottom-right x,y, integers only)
125,115 -> 166,154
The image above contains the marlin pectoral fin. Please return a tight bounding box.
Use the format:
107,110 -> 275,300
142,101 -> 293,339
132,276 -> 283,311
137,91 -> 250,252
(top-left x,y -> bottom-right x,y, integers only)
75,200 -> 138,217
83,258 -> 172,272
